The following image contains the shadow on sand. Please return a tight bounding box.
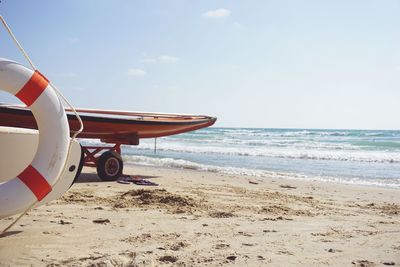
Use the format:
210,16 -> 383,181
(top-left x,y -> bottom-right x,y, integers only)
74,172 -> 160,183
0,230 -> 22,238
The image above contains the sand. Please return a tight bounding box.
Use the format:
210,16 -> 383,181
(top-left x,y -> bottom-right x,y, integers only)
0,165 -> 399,266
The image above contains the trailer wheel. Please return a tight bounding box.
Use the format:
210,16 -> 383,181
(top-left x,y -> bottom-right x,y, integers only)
96,151 -> 123,181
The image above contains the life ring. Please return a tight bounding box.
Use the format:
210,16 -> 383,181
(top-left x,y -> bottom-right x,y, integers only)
0,58 -> 70,218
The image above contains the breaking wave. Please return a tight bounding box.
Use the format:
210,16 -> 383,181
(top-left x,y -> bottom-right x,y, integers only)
135,141 -> 400,164
123,155 -> 400,189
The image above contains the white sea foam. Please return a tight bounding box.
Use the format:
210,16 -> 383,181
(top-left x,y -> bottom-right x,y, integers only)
123,155 -> 273,176
135,140 -> 400,164
123,155 -> 400,188
79,128 -> 400,187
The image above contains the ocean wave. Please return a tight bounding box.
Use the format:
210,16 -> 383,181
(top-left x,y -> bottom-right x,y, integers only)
134,141 -> 400,164
194,128 -> 400,139
219,129 -> 356,138
77,135 -> 400,164
122,155 -> 400,189
123,155 -> 274,176
163,135 -> 363,150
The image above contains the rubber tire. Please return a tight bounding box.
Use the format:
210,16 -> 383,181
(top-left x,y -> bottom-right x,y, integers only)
96,151 -> 123,181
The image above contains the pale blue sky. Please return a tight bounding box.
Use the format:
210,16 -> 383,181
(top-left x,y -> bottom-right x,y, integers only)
0,0 -> 399,129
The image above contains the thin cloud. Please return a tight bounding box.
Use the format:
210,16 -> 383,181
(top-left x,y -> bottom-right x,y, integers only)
158,55 -> 178,62
141,58 -> 157,63
68,37 -> 80,44
141,55 -> 179,63
233,22 -> 245,29
127,68 -> 147,76
203,8 -> 231,19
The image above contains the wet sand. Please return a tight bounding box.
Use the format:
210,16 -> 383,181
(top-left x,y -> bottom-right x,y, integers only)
0,165 -> 399,266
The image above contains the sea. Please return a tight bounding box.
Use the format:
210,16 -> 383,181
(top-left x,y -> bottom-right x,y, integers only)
98,128 -> 400,189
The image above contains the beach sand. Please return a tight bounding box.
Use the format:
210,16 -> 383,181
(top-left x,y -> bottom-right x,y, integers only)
0,165 -> 399,266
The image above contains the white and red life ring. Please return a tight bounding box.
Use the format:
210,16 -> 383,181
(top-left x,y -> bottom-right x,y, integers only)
0,58 -> 70,218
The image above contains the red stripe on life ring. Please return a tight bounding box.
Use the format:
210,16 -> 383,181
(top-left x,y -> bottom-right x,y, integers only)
15,70 -> 49,107
17,165 -> 52,201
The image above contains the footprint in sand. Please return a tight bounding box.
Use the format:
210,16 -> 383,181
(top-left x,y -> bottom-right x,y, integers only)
92,218 -> 110,224
352,260 -> 375,267
159,255 -> 178,263
214,243 -> 230,249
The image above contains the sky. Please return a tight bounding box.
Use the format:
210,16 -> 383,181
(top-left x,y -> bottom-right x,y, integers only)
0,0 -> 399,130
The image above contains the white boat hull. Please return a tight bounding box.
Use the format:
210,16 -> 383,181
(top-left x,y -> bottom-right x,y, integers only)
0,126 -> 82,216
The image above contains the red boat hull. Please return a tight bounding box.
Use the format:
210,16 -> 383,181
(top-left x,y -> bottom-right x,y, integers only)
0,105 -> 216,145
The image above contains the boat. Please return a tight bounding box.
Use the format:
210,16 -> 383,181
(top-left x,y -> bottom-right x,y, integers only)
0,103 -> 217,180
0,103 -> 217,144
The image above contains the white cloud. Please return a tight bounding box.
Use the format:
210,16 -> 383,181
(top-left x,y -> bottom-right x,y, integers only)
141,55 -> 179,63
203,8 -> 231,19
127,68 -> 147,76
158,55 -> 178,62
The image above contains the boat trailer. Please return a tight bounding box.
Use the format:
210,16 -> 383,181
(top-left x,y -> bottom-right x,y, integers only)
82,144 -> 124,181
